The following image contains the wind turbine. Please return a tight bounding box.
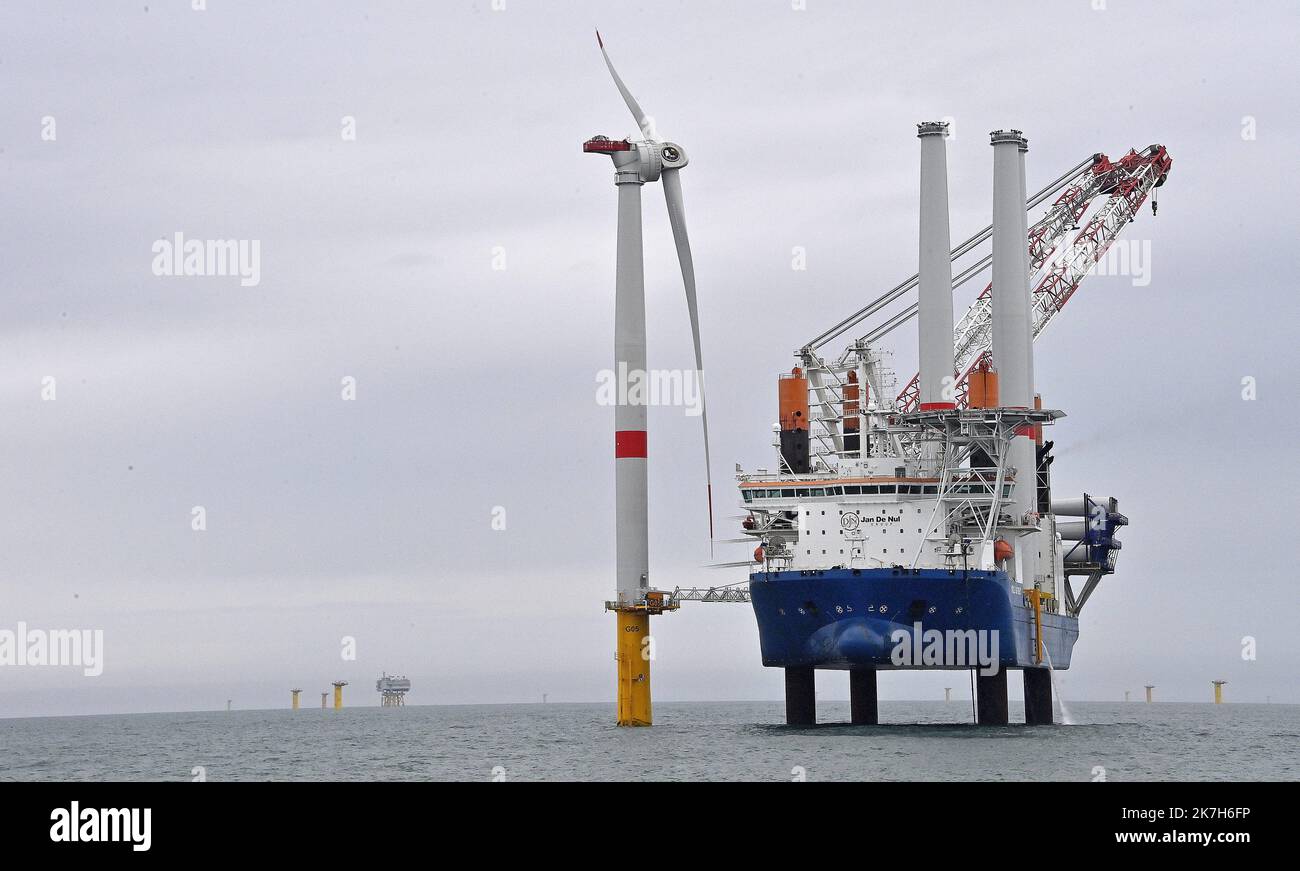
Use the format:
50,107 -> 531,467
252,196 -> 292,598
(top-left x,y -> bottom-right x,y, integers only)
585,31 -> 713,727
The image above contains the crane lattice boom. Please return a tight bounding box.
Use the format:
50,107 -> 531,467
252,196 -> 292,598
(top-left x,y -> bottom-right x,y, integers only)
893,145 -> 1172,410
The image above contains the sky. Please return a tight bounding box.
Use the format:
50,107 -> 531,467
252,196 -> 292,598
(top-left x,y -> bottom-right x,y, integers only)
0,0 -> 1297,718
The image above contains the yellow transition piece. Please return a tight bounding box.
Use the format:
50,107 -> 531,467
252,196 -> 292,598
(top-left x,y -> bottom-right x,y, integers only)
616,611 -> 652,726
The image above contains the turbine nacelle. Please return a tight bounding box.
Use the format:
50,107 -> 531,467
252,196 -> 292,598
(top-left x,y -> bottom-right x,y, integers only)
583,136 -> 689,184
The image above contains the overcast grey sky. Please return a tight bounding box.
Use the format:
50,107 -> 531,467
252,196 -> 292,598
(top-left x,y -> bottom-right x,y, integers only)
1,0 -> 1297,717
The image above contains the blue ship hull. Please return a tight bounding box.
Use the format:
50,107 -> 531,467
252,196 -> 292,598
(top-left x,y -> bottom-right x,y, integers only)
749,567 -> 1078,670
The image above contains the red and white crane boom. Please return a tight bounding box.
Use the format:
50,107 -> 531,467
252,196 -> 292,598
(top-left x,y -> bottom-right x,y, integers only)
797,145 -> 1171,423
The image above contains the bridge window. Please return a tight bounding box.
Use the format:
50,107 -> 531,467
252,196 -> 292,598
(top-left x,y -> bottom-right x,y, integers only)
811,488 -> 825,497
796,488 -> 810,498
742,491 -> 754,502
844,486 -> 861,495
861,485 -> 879,495
879,485 -> 896,494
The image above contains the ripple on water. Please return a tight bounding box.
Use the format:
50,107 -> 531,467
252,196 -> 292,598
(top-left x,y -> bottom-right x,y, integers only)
1,701 -> 1296,781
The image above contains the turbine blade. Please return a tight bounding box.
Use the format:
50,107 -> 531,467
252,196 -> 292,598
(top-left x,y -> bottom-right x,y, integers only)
662,166 -> 714,556
595,30 -> 655,140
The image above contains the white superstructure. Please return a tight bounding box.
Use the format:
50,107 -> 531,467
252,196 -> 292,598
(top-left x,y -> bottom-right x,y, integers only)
726,123 -> 1146,619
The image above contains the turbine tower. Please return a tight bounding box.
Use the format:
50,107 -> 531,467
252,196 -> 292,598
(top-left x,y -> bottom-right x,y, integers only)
916,121 -> 956,416
585,31 -> 712,726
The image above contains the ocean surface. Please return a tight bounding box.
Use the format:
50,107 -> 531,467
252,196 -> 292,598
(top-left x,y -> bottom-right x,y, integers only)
2,701 -> 1295,781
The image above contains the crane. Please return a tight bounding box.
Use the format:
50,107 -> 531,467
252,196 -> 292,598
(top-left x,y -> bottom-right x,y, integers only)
794,144 -> 1172,461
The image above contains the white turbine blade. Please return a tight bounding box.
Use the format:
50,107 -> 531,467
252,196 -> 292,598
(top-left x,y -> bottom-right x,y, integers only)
596,30 -> 655,140
662,166 -> 714,554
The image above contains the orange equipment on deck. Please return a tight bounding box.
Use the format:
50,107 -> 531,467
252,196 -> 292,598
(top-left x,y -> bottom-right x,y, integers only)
778,368 -> 811,473
967,360 -> 1000,409
778,367 -> 809,431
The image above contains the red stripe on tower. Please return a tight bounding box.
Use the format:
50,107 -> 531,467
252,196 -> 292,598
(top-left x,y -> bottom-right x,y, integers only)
615,430 -> 647,458
919,401 -> 957,411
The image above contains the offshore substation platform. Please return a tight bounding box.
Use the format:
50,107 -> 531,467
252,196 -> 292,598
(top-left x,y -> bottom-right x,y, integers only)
376,673 -> 412,707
